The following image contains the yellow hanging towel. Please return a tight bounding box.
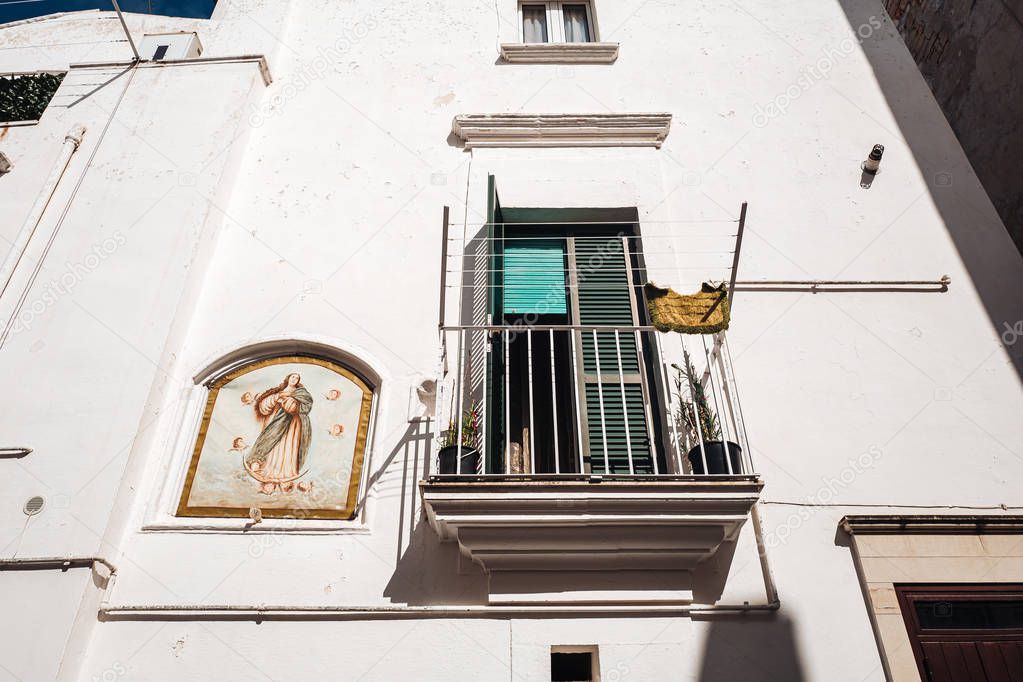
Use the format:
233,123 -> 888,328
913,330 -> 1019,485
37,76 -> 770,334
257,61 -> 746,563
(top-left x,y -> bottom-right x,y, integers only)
645,282 -> 730,334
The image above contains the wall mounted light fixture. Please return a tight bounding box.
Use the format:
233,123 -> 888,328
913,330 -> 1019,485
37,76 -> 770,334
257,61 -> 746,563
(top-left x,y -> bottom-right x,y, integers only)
860,144 -> 884,188
862,144 -> 884,174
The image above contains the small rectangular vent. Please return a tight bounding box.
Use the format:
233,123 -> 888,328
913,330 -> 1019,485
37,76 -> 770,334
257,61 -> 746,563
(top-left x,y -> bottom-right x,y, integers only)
551,651 -> 594,681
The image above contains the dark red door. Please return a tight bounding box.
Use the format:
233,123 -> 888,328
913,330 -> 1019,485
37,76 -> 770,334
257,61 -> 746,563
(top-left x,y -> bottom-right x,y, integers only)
897,585 -> 1023,681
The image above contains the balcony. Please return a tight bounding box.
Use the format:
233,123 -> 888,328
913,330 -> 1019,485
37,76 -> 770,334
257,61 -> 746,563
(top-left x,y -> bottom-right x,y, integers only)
424,199 -> 762,603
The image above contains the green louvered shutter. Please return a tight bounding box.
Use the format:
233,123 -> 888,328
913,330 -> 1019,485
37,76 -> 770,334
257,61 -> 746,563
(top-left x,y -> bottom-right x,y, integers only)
577,238 -> 639,374
585,384 -> 652,474
575,236 -> 653,474
503,240 -> 568,315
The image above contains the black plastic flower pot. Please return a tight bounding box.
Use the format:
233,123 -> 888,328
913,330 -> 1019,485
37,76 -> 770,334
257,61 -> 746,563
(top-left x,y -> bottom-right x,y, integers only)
687,440 -> 743,475
437,445 -> 481,474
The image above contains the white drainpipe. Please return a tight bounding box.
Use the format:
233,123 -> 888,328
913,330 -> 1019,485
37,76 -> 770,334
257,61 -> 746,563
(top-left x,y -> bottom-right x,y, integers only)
0,125 -> 86,301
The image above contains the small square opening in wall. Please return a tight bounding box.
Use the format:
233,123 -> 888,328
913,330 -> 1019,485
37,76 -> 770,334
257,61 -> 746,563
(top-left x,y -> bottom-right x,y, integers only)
551,645 -> 599,681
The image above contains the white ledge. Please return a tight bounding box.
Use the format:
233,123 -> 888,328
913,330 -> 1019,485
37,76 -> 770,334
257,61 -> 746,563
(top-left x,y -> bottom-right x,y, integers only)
451,112 -> 672,148
69,55 -> 273,86
421,478 -> 762,603
0,118 -> 39,128
499,42 -> 619,64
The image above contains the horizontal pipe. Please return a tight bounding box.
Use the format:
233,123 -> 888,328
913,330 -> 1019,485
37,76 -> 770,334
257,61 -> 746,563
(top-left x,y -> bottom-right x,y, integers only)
736,277 -> 949,286
734,276 -> 950,293
99,602 -> 779,620
0,556 -> 779,619
0,556 -> 116,573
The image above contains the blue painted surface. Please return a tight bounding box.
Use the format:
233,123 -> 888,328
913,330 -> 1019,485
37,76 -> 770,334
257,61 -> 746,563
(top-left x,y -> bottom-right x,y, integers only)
503,240 -> 568,315
0,0 -> 215,24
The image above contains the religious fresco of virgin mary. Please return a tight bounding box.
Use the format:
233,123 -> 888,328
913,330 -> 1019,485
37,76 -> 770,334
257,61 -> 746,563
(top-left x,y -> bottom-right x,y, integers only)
177,356 -> 373,520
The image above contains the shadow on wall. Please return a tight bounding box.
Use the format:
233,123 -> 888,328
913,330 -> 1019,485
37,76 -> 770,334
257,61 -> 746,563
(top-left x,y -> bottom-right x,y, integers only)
881,0 -> 1023,253
692,537 -> 738,604
384,521 -> 489,605
837,0 -> 1023,381
696,613 -> 807,681
380,417 -> 490,606
376,409 -> 747,606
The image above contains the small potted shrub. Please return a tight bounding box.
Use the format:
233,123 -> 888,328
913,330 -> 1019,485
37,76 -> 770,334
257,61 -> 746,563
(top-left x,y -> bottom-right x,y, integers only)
437,402 -> 482,474
673,355 -> 742,474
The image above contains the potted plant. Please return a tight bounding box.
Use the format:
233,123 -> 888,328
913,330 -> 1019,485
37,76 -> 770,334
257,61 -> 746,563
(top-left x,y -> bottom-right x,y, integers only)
672,354 -> 742,475
437,402 -> 482,474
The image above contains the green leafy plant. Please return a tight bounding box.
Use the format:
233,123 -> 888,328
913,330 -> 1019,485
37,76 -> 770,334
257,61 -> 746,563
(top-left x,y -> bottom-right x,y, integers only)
438,401 -> 481,450
672,352 -> 721,447
0,73 -> 65,123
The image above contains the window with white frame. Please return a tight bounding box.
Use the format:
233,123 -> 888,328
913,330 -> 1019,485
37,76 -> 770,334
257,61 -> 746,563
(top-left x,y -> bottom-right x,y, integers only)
519,2 -> 595,43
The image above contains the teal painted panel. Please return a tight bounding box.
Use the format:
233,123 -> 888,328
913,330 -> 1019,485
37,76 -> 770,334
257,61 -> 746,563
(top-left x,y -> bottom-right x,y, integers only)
503,240 -> 568,315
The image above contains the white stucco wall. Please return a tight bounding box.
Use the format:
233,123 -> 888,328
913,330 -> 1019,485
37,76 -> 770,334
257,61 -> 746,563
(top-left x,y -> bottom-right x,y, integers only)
1,0 -> 1021,680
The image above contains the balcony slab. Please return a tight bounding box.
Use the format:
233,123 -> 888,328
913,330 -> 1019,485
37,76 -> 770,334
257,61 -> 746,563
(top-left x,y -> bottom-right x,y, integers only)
420,476 -> 763,604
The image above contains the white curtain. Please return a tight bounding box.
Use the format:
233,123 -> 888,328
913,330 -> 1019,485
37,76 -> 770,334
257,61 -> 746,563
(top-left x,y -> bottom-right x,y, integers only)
522,5 -> 549,43
562,4 -> 591,42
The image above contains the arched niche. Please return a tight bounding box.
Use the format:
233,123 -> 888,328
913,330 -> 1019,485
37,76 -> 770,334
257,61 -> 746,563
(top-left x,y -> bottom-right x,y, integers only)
177,345 -> 378,521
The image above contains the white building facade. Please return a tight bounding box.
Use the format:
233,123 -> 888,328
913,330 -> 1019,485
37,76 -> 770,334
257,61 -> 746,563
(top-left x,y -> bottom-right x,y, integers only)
1,2 -> 1022,680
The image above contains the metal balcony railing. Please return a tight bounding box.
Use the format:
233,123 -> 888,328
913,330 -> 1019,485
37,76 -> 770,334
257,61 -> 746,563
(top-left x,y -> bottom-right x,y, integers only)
437,323 -> 756,478
434,201 -> 755,479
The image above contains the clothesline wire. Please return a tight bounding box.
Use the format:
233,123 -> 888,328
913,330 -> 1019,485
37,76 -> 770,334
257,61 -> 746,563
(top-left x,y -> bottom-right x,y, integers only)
444,284 -> 722,289
446,219 -> 739,226
446,266 -> 732,274
446,250 -> 735,257
446,234 -> 738,241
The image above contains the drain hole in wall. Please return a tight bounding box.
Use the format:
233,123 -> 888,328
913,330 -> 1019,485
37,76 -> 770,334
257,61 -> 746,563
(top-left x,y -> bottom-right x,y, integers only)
23,496 -> 45,516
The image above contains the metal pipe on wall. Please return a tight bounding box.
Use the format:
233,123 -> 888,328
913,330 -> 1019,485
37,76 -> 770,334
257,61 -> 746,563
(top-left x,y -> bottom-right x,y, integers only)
0,125 -> 86,302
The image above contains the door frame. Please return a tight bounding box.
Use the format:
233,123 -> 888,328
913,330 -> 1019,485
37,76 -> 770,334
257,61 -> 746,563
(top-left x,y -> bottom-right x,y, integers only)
896,583 -> 1023,680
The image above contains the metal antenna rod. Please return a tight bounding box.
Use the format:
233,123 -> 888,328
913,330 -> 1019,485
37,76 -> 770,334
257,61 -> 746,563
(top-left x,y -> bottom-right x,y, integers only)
726,201 -> 748,305
110,0 -> 142,62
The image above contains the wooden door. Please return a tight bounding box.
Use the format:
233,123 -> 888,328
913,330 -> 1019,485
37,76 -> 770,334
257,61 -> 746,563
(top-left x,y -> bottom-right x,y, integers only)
897,585 -> 1023,681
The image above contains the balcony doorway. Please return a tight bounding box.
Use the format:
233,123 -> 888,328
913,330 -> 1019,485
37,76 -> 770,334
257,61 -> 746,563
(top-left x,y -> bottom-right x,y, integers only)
485,206 -> 667,476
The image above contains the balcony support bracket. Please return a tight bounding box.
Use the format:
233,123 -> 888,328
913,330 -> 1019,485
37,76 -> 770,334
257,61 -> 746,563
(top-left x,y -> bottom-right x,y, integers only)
420,477 -> 763,604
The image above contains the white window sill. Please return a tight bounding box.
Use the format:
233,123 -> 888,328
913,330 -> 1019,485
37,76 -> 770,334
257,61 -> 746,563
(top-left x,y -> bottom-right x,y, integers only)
500,42 -> 619,64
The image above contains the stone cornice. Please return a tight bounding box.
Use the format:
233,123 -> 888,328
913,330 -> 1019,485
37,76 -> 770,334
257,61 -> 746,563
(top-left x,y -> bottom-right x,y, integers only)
499,42 -> 619,64
451,112 -> 672,148
841,514 -> 1023,534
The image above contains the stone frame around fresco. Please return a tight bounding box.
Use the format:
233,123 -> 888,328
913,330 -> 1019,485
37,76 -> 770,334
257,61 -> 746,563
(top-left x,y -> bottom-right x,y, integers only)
175,354 -> 374,520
